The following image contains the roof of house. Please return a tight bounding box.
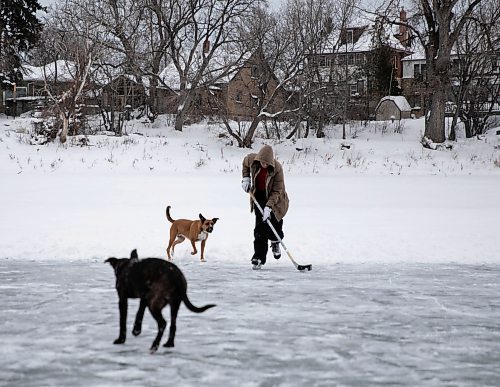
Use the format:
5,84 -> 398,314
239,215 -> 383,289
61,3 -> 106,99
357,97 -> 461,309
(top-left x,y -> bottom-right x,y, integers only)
23,60 -> 77,82
159,49 -> 262,91
322,11 -> 410,54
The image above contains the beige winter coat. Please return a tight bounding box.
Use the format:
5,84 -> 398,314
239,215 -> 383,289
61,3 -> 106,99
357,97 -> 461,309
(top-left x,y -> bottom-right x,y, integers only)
242,145 -> 289,221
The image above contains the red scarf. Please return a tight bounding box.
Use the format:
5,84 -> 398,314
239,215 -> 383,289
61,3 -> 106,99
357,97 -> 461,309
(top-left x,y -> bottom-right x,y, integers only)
255,167 -> 268,192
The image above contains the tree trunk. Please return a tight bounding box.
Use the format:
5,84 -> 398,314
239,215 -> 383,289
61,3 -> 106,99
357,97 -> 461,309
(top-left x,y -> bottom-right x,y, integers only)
174,89 -> 195,132
174,108 -> 185,132
463,119 -> 473,138
424,83 -> 447,143
59,113 -> 69,143
242,118 -> 260,148
449,105 -> 460,142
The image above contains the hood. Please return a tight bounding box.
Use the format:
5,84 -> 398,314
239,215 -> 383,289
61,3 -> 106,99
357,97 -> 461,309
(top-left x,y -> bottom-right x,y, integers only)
254,145 -> 275,168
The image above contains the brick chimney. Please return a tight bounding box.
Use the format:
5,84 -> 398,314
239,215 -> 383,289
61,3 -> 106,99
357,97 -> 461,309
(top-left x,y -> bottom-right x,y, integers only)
398,8 -> 409,47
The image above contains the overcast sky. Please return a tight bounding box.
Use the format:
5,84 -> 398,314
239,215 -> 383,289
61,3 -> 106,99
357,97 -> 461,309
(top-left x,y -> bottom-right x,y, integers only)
38,0 -> 282,11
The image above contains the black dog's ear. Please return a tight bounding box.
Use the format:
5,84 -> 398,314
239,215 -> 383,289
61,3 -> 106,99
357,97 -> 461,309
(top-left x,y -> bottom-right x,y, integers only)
199,213 -> 206,222
105,257 -> 118,268
130,249 -> 138,259
212,218 -> 219,223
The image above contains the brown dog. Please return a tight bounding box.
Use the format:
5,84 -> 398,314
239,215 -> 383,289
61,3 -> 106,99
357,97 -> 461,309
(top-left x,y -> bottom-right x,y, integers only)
105,249 -> 215,353
166,206 -> 219,262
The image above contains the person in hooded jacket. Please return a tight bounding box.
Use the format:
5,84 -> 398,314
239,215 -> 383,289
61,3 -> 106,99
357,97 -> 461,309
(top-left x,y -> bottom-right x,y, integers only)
241,145 -> 289,267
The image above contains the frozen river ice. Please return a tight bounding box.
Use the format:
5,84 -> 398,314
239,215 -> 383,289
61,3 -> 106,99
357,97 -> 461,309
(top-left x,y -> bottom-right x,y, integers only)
1,259 -> 500,386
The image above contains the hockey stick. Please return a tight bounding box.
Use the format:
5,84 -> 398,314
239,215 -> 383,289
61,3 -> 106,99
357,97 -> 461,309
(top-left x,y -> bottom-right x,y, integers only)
249,192 -> 312,271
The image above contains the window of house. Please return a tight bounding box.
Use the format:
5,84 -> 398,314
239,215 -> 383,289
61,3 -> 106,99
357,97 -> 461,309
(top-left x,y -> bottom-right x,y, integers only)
235,92 -> 242,103
251,65 -> 259,78
348,54 -> 355,66
251,94 -> 259,108
414,63 -> 427,79
492,58 -> 499,73
421,63 -> 427,76
347,30 -> 354,44
4,86 -> 27,99
350,84 -> 358,96
413,64 -> 420,76
356,53 -> 364,66
357,80 -> 364,93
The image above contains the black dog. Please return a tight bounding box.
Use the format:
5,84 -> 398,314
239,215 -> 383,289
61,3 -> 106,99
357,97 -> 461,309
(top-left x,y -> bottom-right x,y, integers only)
105,249 -> 215,353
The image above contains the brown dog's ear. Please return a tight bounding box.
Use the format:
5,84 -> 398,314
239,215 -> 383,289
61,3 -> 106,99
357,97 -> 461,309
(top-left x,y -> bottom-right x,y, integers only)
130,249 -> 138,259
212,218 -> 219,223
199,213 -> 206,222
105,257 -> 118,268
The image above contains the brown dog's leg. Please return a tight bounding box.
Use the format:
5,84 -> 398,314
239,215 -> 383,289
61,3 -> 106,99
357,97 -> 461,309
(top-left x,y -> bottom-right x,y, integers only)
148,304 -> 167,353
168,235 -> 185,260
164,299 -> 180,348
200,239 -> 206,261
132,299 -> 147,336
167,236 -> 175,260
190,240 -> 198,256
114,297 -> 128,344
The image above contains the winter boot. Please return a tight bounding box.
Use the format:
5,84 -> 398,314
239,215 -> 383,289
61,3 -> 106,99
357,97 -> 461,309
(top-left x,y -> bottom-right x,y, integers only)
271,242 -> 281,259
251,257 -> 262,270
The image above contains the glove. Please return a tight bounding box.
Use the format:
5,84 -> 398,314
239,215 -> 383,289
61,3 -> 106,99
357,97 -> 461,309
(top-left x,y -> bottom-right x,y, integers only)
241,177 -> 251,193
263,206 -> 272,222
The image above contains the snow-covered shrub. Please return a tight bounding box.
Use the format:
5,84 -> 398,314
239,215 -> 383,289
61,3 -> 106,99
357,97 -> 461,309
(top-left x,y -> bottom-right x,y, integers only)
30,120 -> 58,145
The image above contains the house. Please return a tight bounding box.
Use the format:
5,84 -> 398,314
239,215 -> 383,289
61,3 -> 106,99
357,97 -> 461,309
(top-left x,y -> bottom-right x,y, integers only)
217,50 -> 289,121
100,74 -> 179,115
402,45 -> 500,118
2,60 -> 76,116
400,45 -> 430,116
375,95 -> 412,120
100,75 -> 145,111
160,50 -> 289,121
308,10 -> 412,120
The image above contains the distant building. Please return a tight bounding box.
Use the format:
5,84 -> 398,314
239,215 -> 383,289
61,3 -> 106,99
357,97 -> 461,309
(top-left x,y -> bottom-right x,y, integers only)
160,50 -> 289,121
2,60 -> 76,116
306,10 -> 412,120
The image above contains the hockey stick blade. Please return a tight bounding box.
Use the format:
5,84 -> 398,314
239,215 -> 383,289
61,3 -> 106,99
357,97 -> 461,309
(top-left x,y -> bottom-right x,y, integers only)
297,264 -> 312,271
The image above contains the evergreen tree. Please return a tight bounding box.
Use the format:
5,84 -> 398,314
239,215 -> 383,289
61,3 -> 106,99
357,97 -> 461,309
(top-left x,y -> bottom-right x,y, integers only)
0,0 -> 44,85
364,17 -> 402,98
370,46 -> 402,96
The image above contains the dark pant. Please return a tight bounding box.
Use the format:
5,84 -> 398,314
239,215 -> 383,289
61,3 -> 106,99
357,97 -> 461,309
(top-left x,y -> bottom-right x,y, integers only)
252,191 -> 284,265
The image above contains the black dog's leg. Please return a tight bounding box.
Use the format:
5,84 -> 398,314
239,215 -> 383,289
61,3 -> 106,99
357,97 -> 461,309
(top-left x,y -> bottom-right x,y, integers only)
149,305 -> 167,353
133,299 -> 147,336
164,299 -> 180,348
114,297 -> 128,344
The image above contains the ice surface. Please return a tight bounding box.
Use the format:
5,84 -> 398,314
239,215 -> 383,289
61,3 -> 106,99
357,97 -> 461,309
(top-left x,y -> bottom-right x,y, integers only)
1,260 -> 499,386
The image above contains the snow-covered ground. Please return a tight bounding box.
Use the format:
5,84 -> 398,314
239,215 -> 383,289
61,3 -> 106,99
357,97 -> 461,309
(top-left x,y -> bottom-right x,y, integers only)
1,113 -> 500,385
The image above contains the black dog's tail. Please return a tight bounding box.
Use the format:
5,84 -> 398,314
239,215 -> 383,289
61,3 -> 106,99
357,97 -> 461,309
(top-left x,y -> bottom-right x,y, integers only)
166,206 -> 175,223
182,294 -> 216,313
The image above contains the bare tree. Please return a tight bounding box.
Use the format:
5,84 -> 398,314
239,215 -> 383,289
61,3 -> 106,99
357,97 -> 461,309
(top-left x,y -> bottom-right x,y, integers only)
227,0 -> 343,147
293,0 -> 356,139
32,1 -> 104,142
139,0 -> 194,118
167,0 -> 258,132
449,1 -> 500,139
378,0 -> 485,144
65,0 -> 146,92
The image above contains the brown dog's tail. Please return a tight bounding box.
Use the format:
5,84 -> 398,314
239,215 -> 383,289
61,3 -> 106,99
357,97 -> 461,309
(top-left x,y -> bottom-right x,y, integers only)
166,206 -> 175,223
182,294 -> 216,313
